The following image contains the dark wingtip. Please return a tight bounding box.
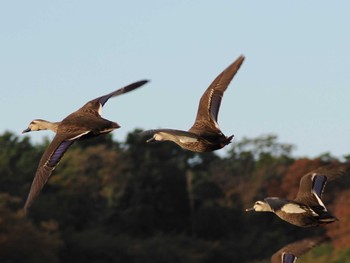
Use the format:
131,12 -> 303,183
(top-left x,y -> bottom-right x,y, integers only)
133,79 -> 150,88
121,79 -> 150,94
238,54 -> 245,60
139,79 -> 150,84
234,55 -> 245,65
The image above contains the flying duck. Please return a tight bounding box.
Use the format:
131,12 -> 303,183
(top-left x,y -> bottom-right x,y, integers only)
22,80 -> 148,213
271,236 -> 326,263
246,164 -> 346,227
141,55 -> 245,152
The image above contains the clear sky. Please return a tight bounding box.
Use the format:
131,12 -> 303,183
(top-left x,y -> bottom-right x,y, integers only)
1,1 -> 349,159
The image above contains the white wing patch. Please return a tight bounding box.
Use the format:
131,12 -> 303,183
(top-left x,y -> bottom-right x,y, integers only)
97,103 -> 103,115
68,131 -> 90,141
207,89 -> 214,111
281,203 -> 306,214
312,192 -> 327,211
208,89 -> 221,129
213,120 -> 220,130
311,172 -> 327,210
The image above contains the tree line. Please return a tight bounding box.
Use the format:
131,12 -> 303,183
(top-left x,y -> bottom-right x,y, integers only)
0,130 -> 349,263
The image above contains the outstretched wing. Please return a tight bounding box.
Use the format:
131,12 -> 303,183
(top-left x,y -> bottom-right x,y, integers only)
96,79 -> 149,107
294,163 -> 347,205
190,55 -> 244,133
23,133 -> 86,213
271,236 -> 326,263
265,197 -> 289,212
80,80 -> 149,114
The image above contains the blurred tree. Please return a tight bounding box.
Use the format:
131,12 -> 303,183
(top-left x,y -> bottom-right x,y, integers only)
326,189 -> 350,249
0,131 -> 349,263
214,134 -> 294,205
28,138 -> 126,230
0,193 -> 61,263
107,129 -> 192,236
0,131 -> 42,202
278,158 -> 325,199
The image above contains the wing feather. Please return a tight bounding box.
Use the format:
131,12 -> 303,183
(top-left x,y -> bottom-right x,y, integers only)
97,79 -> 149,107
271,236 -> 326,263
24,135 -> 75,212
81,80 -> 149,114
191,55 -> 244,131
265,197 -> 289,212
294,163 -> 347,204
312,175 -> 327,199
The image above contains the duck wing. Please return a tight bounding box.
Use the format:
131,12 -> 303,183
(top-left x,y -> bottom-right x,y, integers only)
24,131 -> 89,213
271,236 -> 326,263
80,80 -> 149,115
265,197 -> 290,212
189,55 -> 244,133
294,164 -> 347,206
96,79 -> 149,107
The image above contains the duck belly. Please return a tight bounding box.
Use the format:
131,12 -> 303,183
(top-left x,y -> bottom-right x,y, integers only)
276,211 -> 322,227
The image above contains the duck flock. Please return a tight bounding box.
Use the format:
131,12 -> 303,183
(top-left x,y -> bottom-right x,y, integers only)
23,55 -> 348,263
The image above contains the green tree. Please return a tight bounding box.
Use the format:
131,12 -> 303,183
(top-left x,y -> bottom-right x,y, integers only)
0,193 -> 62,263
107,129 -> 193,236
0,131 -> 42,202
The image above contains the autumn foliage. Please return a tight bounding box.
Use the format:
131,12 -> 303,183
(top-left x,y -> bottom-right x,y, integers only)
0,131 -> 349,263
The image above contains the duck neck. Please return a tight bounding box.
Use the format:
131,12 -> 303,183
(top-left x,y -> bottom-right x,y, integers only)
38,120 -> 60,133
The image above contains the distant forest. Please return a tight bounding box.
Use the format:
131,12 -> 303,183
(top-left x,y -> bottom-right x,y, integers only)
1,130 -> 349,263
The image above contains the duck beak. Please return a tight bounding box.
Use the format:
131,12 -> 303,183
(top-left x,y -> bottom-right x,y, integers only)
22,127 -> 31,133
146,137 -> 155,143
245,207 -> 254,212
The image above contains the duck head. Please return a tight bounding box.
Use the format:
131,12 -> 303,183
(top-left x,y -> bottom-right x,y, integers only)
245,200 -> 273,212
22,119 -> 59,133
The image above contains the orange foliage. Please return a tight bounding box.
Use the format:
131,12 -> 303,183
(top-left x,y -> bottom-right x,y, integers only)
265,178 -> 286,197
280,159 -> 324,199
326,189 -> 350,249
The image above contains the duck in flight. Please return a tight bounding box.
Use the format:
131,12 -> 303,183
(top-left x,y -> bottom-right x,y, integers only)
246,164 -> 346,227
271,236 -> 326,263
22,80 -> 148,213
141,55 -> 245,152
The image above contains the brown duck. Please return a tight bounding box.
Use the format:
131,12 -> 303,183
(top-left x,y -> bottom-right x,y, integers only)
142,55 -> 245,152
271,236 -> 326,263
246,164 -> 347,227
22,80 -> 148,213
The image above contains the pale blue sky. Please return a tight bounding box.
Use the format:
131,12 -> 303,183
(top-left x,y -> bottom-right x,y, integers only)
1,1 -> 349,159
